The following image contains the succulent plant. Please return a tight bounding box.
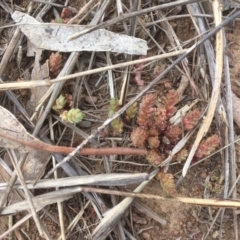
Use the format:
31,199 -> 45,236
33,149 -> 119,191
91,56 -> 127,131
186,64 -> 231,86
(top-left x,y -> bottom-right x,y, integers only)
54,18 -> 64,23
125,102 -> 138,121
164,89 -> 179,117
108,110 -> 115,118
175,149 -> 189,162
111,117 -> 123,135
130,90 -> 220,169
164,125 -> 182,143
156,172 -> 176,196
131,127 -> 148,148
146,150 -> 164,167
137,93 -> 157,128
109,98 -> 119,112
195,135 -> 221,159
52,94 -> 67,112
147,136 -> 160,149
67,109 -> 85,123
183,109 -> 201,130
108,98 -> 124,135
60,108 -> 85,123
61,7 -> 72,19
49,52 -> 63,77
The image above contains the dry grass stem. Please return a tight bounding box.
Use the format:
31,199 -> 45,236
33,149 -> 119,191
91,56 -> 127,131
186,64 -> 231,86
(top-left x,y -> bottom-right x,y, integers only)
0,50 -> 187,91
182,0 -> 224,177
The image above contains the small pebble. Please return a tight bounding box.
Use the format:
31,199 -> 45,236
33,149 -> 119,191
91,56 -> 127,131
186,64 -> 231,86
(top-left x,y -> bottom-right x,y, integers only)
212,230 -> 219,239
173,230 -> 179,235
78,120 -> 92,128
142,231 -> 152,240
85,96 -> 98,104
200,172 -> 207,179
187,221 -> 192,228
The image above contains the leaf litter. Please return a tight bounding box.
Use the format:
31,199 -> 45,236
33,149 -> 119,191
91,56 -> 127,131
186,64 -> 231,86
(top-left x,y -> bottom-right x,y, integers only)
1,0 -> 240,239
12,11 -> 148,55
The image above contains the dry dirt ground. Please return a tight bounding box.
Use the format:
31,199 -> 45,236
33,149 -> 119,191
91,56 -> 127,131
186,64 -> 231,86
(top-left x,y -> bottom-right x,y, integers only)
1,1 -> 240,240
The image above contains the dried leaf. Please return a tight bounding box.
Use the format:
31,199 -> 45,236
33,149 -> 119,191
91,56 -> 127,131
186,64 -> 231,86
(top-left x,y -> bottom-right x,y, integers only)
0,106 -> 45,152
27,48 -> 49,117
4,150 -> 50,181
12,11 -> 148,55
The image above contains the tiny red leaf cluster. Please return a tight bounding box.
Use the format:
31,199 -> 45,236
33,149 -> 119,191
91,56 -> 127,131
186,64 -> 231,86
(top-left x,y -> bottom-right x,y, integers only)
156,172 -> 176,196
164,90 -> 178,117
130,91 -> 219,168
131,91 -> 181,166
132,55 -> 146,86
183,109 -> 201,130
49,52 -> 63,77
195,134 -> 221,159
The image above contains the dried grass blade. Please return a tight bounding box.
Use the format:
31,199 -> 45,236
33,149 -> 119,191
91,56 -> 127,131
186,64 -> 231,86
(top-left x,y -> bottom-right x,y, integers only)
8,150 -> 48,238
53,160 -> 66,240
57,201 -> 91,240
0,187 -> 82,215
0,173 -> 149,190
0,49 -> 187,90
91,172 -> 157,240
182,0 -> 224,177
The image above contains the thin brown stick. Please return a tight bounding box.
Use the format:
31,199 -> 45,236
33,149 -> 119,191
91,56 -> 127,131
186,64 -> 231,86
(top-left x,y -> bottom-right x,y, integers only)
0,128 -> 147,156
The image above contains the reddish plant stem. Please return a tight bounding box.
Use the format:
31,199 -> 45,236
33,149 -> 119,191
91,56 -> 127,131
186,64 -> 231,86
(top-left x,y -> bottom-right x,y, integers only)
51,145 -> 148,156
0,131 -> 147,156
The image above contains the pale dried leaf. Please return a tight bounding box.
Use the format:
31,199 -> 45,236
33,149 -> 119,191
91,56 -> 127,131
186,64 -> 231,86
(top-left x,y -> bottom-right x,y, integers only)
0,187 -> 79,215
5,150 -> 50,181
0,173 -> 149,190
12,11 -> 148,55
27,49 -> 49,116
0,106 -> 44,152
23,151 -> 50,181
